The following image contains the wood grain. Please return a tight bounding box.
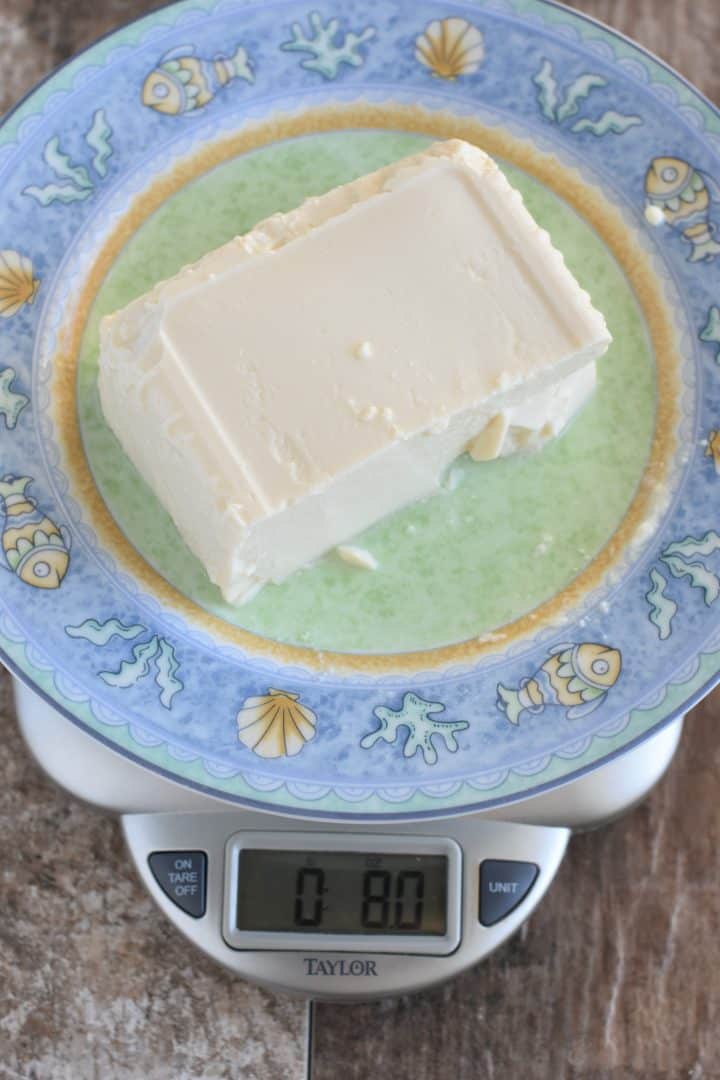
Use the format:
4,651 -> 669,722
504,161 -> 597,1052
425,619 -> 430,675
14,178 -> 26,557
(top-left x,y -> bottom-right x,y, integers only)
0,1 -> 718,1078
0,1 -> 168,115
311,2 -> 720,1071
0,673 -> 308,1080
313,698 -> 720,1079
568,0 -> 720,107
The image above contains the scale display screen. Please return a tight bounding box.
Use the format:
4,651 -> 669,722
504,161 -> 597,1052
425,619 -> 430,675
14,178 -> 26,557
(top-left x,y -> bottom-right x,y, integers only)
236,849 -> 448,935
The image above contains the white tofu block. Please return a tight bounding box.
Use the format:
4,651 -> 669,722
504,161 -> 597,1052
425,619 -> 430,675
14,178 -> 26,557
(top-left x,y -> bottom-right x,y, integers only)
99,140 -> 611,603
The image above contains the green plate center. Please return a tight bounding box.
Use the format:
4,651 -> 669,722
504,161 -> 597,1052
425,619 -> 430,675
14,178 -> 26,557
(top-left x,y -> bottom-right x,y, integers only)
78,130 -> 655,653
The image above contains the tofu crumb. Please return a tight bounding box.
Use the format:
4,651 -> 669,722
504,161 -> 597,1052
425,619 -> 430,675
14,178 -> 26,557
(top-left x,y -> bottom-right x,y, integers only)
443,467 -> 462,491
534,533 -> 554,556
467,413 -> 509,461
631,519 -> 655,548
429,416 -> 450,434
355,340 -> 374,360
336,545 -> 379,571
644,204 -> 665,226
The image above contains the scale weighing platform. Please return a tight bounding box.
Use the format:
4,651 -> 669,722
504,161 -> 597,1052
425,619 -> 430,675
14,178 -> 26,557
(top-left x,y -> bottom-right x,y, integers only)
15,679 -> 683,999
2,0 -> 720,1009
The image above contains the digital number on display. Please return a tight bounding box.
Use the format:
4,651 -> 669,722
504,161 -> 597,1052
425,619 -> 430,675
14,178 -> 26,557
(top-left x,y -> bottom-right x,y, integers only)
236,849 -> 448,936
295,866 -> 425,930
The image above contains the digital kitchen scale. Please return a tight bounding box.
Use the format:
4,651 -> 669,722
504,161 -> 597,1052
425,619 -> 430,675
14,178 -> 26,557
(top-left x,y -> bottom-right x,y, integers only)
14,678 -> 684,999
2,0 -> 720,1002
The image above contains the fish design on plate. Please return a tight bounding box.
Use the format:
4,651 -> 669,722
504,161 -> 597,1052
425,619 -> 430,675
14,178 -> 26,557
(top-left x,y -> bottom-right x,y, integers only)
142,45 -> 254,115
237,688 -> 317,758
645,157 -> 720,262
497,642 -> 622,725
414,18 -> 484,79
0,250 -> 39,318
0,474 -> 70,589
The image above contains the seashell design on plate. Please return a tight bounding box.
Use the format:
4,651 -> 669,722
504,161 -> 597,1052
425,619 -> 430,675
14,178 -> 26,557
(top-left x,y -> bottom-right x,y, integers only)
0,250 -> 39,318
415,17 -> 485,80
237,688 -> 317,758
706,429 -> 720,474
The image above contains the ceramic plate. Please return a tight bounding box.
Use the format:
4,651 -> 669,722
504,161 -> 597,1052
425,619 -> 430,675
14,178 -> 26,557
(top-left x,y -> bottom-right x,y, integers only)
1,0 -> 719,817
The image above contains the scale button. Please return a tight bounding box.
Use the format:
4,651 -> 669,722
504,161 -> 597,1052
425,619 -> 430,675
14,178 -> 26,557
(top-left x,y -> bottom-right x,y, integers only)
479,860 -> 539,926
148,851 -> 207,918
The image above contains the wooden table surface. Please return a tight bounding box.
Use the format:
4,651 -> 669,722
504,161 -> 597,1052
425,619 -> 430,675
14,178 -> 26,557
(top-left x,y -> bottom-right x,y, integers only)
1,2 -> 719,1078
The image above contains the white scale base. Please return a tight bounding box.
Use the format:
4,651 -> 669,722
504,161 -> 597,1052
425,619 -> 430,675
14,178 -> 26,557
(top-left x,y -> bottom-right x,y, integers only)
13,676 -> 684,1000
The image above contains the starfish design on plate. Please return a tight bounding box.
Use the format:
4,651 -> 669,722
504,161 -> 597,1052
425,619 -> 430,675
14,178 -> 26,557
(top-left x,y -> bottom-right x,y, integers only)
360,692 -> 468,766
0,367 -> 29,429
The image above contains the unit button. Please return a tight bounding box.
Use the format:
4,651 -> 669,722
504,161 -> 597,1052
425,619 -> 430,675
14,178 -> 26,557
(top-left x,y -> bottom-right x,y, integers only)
479,859 -> 539,926
148,851 -> 207,918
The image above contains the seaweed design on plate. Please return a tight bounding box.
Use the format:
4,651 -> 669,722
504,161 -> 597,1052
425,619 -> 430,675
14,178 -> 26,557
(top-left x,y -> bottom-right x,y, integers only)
645,158 -> 720,263
646,532 -> 720,639
497,643 -> 622,725
142,44 -> 253,116
236,688 -> 317,758
66,617 -> 183,708
23,109 -> 113,206
0,367 -> 28,429
700,305 -> 720,359
646,568 -> 677,640
0,475 -> 70,589
533,59 -> 641,136
280,12 -> 376,79
360,692 -> 468,765
414,17 -> 484,79
0,250 -> 39,318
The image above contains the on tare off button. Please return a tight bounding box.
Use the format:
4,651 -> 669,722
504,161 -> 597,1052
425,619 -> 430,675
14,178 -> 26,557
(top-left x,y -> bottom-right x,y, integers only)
148,851 -> 207,918
479,859 -> 539,926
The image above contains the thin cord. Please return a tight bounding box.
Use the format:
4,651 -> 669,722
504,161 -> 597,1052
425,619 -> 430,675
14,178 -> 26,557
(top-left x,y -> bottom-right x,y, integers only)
304,999 -> 316,1080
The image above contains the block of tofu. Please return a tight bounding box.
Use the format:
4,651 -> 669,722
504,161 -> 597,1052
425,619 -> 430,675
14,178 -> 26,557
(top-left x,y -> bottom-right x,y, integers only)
98,139 -> 611,604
